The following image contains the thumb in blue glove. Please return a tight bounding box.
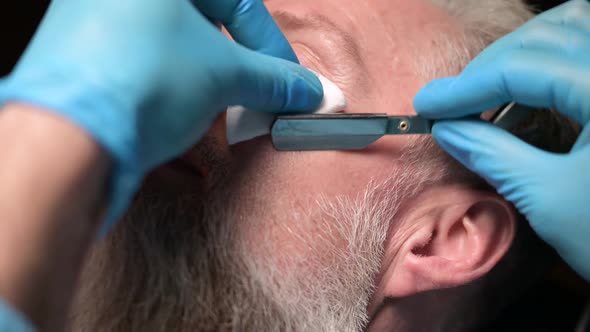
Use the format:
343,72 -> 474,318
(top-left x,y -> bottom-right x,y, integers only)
413,0 -> 590,280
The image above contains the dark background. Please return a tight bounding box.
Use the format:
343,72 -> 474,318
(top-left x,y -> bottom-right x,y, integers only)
0,0 -> 568,76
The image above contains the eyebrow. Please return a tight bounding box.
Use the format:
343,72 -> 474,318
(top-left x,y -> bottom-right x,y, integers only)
270,10 -> 366,73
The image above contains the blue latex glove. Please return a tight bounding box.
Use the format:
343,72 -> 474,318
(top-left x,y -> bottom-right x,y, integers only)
0,300 -> 36,332
0,0 -> 323,234
413,0 -> 590,280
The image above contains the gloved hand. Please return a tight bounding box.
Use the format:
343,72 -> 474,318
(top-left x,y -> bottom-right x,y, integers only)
413,0 -> 590,280
0,0 -> 323,234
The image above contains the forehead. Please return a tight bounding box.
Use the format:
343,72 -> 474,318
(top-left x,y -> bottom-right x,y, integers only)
263,0 -> 459,36
263,0 -> 462,115
263,0 -> 461,78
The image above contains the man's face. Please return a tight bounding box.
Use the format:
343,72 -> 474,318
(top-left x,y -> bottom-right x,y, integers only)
210,0 -> 461,275
199,0 -> 459,326
75,0 -> 466,331
224,0 -> 460,201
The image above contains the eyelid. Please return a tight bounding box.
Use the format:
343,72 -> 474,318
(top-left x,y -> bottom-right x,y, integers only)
291,40 -> 357,95
290,42 -> 324,70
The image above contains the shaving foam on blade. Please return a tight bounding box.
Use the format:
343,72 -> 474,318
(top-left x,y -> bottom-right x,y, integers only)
226,71 -> 347,145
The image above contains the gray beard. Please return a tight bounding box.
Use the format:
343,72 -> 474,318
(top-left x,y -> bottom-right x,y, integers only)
69,184 -> 282,331
68,148 -> 429,332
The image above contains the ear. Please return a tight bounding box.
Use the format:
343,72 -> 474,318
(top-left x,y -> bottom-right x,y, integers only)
384,187 -> 517,298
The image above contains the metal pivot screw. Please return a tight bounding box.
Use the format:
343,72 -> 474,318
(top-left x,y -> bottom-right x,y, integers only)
399,120 -> 410,132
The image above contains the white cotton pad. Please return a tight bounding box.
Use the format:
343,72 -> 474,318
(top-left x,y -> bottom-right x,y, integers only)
226,72 -> 347,145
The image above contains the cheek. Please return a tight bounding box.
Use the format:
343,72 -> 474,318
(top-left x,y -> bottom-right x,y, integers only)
231,135 -> 408,216
250,144 -> 406,200
231,137 -> 407,267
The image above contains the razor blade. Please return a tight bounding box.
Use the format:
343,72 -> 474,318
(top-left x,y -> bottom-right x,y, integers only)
271,113 -> 432,151
271,102 -> 535,151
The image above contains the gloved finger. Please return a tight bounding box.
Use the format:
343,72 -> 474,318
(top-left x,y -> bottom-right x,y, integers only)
434,119 -> 590,279
466,20 -> 590,69
516,20 -> 590,54
222,46 -> 323,112
431,119 -> 550,214
433,119 -> 585,240
414,49 -> 590,125
535,0 -> 590,33
204,15 -> 222,30
195,0 -> 298,62
572,123 -> 590,151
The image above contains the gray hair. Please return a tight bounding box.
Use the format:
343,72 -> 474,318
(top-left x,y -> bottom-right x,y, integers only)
432,0 -> 534,46
414,0 -> 534,79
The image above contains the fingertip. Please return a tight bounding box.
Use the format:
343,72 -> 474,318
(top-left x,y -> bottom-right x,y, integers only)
226,46 -> 323,112
432,119 -> 517,171
413,77 -> 459,116
430,120 -> 474,163
431,120 -> 514,190
282,65 -> 324,112
432,119 -> 541,180
298,66 -> 323,96
432,119 -> 504,157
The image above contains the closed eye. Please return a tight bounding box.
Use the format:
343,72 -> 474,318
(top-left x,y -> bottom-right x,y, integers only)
272,11 -> 370,101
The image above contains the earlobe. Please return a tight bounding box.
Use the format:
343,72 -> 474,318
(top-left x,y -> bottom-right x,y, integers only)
383,189 -> 517,298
